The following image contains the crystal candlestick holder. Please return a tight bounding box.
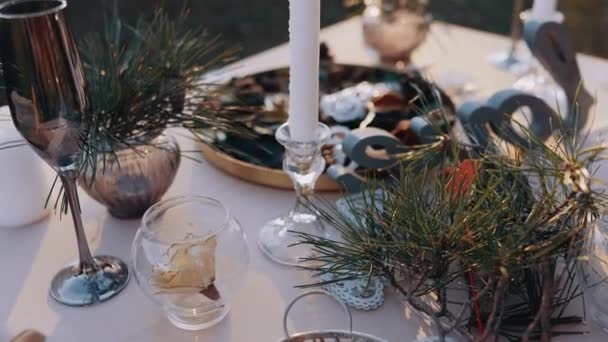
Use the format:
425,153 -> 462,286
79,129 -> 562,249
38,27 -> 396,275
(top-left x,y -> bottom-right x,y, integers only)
258,123 -> 331,266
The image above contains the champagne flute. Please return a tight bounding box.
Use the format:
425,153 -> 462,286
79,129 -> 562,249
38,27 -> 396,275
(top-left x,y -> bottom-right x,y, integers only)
0,0 -> 129,306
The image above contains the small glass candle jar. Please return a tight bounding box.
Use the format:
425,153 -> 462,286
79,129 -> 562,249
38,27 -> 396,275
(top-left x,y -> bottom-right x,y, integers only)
132,196 -> 249,330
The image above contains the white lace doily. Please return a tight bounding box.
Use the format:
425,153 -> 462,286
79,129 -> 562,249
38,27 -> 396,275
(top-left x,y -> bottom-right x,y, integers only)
322,193 -> 386,311
320,271 -> 384,311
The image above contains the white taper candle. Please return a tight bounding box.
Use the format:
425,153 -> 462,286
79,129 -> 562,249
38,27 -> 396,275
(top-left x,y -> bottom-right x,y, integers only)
288,0 -> 321,141
532,0 -> 558,21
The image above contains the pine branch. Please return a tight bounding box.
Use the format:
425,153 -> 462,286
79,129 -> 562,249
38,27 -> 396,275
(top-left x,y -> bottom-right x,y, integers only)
296,106 -> 607,340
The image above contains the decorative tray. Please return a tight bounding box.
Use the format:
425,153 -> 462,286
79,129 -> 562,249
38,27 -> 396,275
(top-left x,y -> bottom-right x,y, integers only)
200,61 -> 454,191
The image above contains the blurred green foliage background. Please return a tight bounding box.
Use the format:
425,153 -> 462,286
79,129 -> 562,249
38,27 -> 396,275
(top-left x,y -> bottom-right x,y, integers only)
0,0 -> 606,105
62,0 -> 606,59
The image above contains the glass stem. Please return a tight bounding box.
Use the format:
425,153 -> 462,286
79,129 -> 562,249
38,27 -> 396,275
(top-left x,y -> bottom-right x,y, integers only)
290,183 -> 313,217
60,171 -> 98,274
509,0 -> 524,56
290,199 -> 305,218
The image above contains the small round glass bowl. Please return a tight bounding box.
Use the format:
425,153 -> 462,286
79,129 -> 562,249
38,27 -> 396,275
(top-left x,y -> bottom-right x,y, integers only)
132,196 -> 249,330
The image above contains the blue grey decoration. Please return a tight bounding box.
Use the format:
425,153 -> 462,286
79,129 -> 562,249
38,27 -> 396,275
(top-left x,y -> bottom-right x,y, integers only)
327,164 -> 367,193
333,124 -> 440,192
457,101 -> 502,147
342,127 -> 406,169
329,21 -> 594,193
523,20 -> 594,130
410,116 -> 441,144
458,89 -> 559,149
332,127 -> 406,192
334,89 -> 561,192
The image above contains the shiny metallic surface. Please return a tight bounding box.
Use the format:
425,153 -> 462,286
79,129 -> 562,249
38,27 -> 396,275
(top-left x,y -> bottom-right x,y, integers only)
278,290 -> 387,342
0,0 -> 129,306
79,132 -> 181,220
49,255 -> 130,306
0,0 -> 87,169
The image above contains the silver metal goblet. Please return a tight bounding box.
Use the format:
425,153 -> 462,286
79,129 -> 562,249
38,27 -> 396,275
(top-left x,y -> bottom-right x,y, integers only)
0,0 -> 129,306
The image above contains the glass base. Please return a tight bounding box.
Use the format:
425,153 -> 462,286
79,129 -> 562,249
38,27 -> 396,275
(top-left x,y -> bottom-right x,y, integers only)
49,255 -> 130,306
258,212 -> 326,266
487,51 -> 530,74
166,304 -> 230,331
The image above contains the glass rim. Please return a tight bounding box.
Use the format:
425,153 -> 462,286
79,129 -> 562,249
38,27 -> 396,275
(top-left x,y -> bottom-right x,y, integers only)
275,122 -> 331,144
141,195 -> 230,244
0,0 -> 67,20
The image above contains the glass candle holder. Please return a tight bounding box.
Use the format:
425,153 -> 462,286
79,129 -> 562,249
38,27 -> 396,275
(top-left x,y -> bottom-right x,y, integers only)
132,196 -> 249,330
258,123 -> 331,266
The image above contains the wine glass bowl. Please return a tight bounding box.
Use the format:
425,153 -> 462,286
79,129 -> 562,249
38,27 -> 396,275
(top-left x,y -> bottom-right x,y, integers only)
0,0 -> 87,169
132,196 -> 249,330
362,0 -> 431,67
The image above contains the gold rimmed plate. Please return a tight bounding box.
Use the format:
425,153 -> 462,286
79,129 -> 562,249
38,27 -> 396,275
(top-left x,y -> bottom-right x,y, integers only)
199,63 -> 454,191
199,142 -> 341,191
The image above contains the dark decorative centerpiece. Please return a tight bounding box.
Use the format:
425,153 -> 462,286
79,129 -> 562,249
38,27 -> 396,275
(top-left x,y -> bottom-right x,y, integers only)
201,51 -> 454,191
294,18 -> 605,340
297,113 -> 607,340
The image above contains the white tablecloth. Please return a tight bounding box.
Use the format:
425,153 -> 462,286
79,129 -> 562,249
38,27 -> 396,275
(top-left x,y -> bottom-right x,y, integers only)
1,17 -> 608,342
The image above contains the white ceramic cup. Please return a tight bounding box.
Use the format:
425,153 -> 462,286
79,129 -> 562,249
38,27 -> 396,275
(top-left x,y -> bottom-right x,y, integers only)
0,121 -> 51,227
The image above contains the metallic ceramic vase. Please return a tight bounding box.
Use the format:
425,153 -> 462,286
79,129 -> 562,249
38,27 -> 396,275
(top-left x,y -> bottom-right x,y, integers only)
79,131 -> 181,220
362,0 -> 431,67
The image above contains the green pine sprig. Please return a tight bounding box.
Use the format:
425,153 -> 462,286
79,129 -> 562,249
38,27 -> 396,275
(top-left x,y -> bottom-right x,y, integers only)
295,109 -> 607,340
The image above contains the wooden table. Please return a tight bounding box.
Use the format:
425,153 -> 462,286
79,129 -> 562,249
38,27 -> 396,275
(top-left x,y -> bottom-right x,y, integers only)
1,17 -> 608,342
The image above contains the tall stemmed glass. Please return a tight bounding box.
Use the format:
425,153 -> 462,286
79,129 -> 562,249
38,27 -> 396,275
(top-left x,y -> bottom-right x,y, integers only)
0,0 -> 129,306
487,0 -> 529,73
512,10 -> 567,114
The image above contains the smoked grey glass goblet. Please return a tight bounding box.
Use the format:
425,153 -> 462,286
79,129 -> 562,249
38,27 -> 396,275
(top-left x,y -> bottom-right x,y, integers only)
0,0 -> 129,306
